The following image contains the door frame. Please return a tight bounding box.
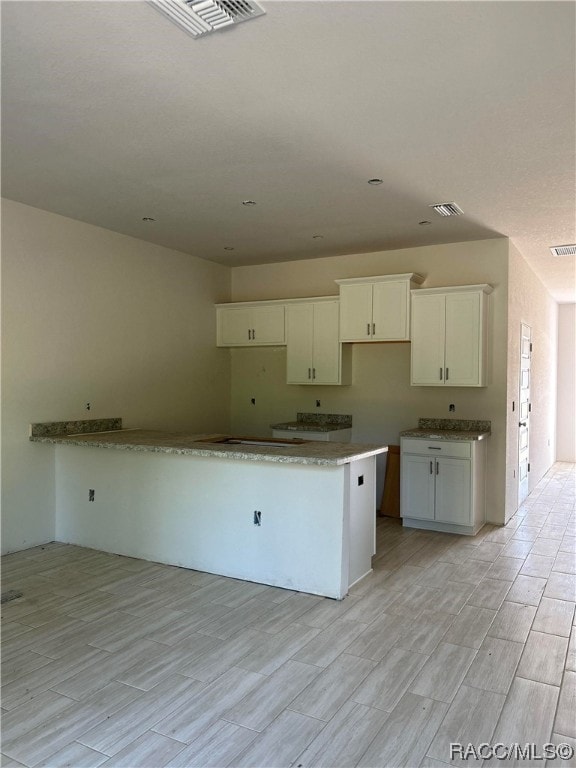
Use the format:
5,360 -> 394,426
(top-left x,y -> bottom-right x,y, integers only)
518,323 -> 531,505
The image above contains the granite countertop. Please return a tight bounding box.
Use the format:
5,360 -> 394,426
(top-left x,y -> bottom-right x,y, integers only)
400,418 -> 491,441
270,412 -> 352,432
30,422 -> 386,467
270,421 -> 351,432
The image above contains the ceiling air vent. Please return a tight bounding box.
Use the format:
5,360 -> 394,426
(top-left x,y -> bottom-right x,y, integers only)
429,202 -> 464,217
550,244 -> 576,257
149,0 -> 265,38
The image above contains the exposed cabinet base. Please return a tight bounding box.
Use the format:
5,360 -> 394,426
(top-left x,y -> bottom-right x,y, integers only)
402,517 -> 484,536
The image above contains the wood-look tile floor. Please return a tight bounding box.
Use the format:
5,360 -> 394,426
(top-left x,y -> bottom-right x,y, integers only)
2,462 -> 575,768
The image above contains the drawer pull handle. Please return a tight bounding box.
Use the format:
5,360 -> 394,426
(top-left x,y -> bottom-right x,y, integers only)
436,461 -> 440,475
440,368 -> 443,380
428,446 -> 441,450
367,323 -> 371,336
429,461 -> 433,474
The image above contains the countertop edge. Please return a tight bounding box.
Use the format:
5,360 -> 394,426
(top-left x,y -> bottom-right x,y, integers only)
30,435 -> 388,466
400,429 -> 491,441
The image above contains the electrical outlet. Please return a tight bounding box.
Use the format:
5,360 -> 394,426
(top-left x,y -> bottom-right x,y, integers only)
250,398 -> 256,405
253,510 -> 262,526
316,400 -> 321,408
89,489 -> 95,502
86,402 -> 91,411
449,404 -> 455,412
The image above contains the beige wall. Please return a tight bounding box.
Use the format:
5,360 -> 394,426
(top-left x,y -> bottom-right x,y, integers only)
1,199 -> 231,553
505,241 -> 558,519
1,205 -> 561,554
230,238 -> 510,524
556,303 -> 576,462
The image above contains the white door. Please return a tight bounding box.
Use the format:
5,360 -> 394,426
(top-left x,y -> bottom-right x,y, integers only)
434,457 -> 472,525
286,304 -> 313,383
219,307 -> 253,345
339,283 -> 373,341
372,281 -> 408,340
401,454 -> 436,520
251,305 -> 285,345
444,292 -> 481,386
518,323 -> 531,504
410,293 -> 446,385
312,301 -> 341,384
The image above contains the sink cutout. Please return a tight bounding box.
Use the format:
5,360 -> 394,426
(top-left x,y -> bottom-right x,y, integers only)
223,438 -> 307,447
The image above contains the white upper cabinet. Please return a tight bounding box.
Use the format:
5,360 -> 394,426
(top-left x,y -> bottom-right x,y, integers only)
216,302 -> 286,347
286,299 -> 351,385
336,273 -> 425,342
410,285 -> 492,387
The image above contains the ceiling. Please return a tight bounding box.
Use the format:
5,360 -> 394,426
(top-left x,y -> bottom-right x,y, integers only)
2,0 -> 575,301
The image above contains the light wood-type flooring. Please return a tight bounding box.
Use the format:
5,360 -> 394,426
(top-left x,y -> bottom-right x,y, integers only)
1,462 -> 575,768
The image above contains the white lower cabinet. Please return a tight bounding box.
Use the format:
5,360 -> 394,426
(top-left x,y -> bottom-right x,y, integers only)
400,438 -> 486,534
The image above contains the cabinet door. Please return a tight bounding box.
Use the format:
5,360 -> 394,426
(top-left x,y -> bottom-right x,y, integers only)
312,301 -> 341,384
251,305 -> 285,345
339,283 -> 373,342
434,457 -> 472,525
401,454 -> 435,520
410,294 -> 446,385
286,304 -> 314,383
218,307 -> 253,346
444,292 -> 482,386
372,281 -> 409,340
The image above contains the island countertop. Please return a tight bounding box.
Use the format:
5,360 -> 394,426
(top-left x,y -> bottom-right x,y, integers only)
400,417 -> 491,442
30,428 -> 388,466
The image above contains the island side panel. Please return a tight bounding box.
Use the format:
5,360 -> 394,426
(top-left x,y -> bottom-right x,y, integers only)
345,456 -> 377,588
55,445 -> 349,598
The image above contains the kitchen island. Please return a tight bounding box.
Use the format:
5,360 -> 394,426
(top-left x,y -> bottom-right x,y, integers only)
31,420 -> 388,599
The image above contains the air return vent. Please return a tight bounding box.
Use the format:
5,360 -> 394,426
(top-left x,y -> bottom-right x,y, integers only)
429,202 -> 464,217
550,244 -> 576,257
149,0 -> 265,37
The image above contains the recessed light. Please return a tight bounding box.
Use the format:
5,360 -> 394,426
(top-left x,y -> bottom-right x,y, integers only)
142,217 -> 156,222
224,246 -> 235,251
429,202 -> 464,216
550,244 -> 576,257
367,178 -> 383,185
242,200 -> 257,206
419,220 -> 432,226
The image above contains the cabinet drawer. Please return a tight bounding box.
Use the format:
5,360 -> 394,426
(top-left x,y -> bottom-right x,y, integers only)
401,439 -> 471,458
